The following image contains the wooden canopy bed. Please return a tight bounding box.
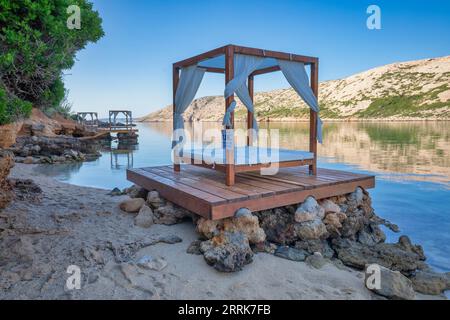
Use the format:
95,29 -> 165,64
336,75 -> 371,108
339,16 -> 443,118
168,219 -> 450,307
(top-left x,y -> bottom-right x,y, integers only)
172,44 -> 320,186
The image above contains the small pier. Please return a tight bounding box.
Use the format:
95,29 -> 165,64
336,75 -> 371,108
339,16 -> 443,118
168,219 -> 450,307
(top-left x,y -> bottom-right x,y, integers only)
77,112 -> 99,129
127,165 -> 375,220
98,110 -> 139,134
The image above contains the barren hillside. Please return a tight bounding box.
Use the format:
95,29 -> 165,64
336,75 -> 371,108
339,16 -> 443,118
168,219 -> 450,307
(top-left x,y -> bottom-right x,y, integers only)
140,55 -> 450,122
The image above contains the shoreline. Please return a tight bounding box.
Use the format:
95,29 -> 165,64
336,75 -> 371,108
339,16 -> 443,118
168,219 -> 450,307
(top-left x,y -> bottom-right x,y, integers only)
137,119 -> 450,123
0,163 -> 447,300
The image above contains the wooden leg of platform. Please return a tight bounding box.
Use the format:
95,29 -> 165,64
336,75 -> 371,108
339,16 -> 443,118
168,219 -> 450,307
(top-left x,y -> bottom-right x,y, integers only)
174,164 -> 180,172
226,165 -> 235,186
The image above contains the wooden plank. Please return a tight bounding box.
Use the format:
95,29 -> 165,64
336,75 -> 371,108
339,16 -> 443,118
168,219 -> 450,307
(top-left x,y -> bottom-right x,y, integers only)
147,167 -> 245,201
184,165 -> 278,196
234,45 -> 317,65
156,165 -> 264,199
173,45 -> 227,69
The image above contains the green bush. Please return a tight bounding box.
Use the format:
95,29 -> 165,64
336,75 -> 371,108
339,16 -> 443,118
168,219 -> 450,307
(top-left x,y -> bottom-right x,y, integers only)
0,85 -> 32,125
0,0 -> 104,124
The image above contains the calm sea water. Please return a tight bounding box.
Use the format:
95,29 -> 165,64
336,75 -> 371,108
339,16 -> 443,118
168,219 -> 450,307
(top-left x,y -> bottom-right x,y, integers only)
36,121 -> 450,274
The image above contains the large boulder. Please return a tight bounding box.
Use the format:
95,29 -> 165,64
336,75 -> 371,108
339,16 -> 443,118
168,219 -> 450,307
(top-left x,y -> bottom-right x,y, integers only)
123,185 -> 148,199
153,202 -> 191,225
134,204 -> 154,228
196,212 -> 266,245
365,265 -> 416,300
274,246 -> 308,262
146,190 -> 165,209
119,198 -> 145,213
410,270 -> 450,295
254,207 -> 297,245
294,196 -> 325,223
294,219 -> 328,240
332,236 -> 427,275
199,231 -> 253,272
320,199 -> 341,214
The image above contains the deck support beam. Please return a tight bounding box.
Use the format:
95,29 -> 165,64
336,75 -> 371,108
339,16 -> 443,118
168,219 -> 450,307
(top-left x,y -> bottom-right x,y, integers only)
309,61 -> 319,175
173,66 -> 180,172
225,45 -> 235,186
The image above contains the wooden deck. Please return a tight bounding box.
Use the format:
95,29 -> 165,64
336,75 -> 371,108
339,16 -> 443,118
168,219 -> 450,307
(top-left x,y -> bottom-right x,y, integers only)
127,165 -> 375,220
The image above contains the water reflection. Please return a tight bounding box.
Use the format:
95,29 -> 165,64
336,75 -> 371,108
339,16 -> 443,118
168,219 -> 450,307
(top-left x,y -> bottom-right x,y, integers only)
147,121 -> 449,186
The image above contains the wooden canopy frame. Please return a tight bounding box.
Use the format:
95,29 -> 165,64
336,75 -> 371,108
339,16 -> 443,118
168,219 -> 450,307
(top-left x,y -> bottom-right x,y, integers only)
77,112 -> 99,128
109,110 -> 134,131
172,44 -> 319,185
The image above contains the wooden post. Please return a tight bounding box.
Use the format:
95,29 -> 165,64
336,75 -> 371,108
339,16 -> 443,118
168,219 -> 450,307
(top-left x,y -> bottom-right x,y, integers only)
173,66 -> 180,172
309,60 -> 319,175
225,45 -> 235,186
247,75 -> 254,146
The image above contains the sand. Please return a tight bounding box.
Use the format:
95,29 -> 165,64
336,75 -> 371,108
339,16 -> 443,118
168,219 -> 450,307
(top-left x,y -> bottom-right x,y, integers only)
1,163 -> 439,300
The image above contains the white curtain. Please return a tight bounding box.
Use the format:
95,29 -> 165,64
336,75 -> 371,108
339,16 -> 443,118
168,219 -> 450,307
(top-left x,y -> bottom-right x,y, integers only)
223,54 -> 265,130
173,64 -> 205,146
277,59 -> 323,143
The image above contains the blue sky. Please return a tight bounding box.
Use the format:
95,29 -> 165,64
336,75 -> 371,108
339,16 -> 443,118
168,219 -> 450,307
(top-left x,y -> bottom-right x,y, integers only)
66,0 -> 450,117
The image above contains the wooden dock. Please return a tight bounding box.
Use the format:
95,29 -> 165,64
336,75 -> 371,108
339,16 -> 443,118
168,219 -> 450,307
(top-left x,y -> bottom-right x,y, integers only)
127,165 -> 375,220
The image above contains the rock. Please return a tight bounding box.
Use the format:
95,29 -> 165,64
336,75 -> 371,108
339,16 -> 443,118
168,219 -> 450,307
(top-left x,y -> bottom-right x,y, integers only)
340,214 -> 366,238
147,190 -> 165,208
397,235 -> 426,260
235,207 -> 252,218
119,198 -> 145,213
274,246 -> 308,261
295,219 -> 328,240
134,205 -> 154,228
186,240 -> 203,255
123,184 -> 148,199
305,252 -> 327,269
107,235 -> 182,263
10,178 -> 42,202
154,202 -> 190,225
357,224 -> 386,246
332,236 -> 426,275
320,199 -> 341,213
323,213 -> 343,238
295,196 -> 325,223
23,156 -> 34,164
365,265 -> 416,300
109,187 -> 122,196
137,255 -> 168,271
81,246 -> 105,265
294,239 -> 335,259
349,187 -> 364,206
196,214 -> 266,245
254,207 -> 297,245
199,231 -> 253,272
0,150 -> 14,209
252,241 -> 278,254
410,270 -> 450,295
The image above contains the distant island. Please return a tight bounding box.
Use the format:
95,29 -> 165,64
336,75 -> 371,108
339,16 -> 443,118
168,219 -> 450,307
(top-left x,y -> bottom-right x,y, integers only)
140,55 -> 450,122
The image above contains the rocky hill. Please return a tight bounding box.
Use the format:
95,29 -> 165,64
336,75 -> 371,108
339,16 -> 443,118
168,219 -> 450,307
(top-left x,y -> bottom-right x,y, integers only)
140,55 -> 450,122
